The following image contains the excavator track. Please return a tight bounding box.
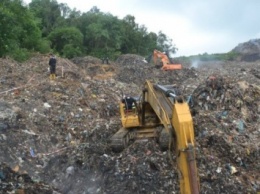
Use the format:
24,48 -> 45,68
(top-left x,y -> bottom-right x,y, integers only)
110,127 -> 132,152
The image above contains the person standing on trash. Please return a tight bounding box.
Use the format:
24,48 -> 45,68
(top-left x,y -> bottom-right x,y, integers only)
105,57 -> 109,64
121,95 -> 136,111
49,53 -> 57,80
102,56 -> 109,64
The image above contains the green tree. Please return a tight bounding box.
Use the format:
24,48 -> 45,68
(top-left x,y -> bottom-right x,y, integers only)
29,0 -> 64,37
62,44 -> 82,58
0,0 -> 46,60
79,9 -> 122,58
0,1 -> 179,60
119,15 -> 158,56
144,32 -> 157,54
156,31 -> 177,54
120,15 -> 139,54
65,8 -> 81,27
48,27 -> 83,55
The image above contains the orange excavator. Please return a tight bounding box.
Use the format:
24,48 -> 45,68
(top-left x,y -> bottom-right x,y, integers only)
153,49 -> 182,70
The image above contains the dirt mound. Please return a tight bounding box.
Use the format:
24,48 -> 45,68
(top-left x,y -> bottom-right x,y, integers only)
0,54 -> 259,194
70,56 -> 117,80
115,54 -> 148,66
71,56 -> 102,65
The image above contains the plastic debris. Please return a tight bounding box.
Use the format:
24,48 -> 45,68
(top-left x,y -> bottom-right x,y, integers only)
30,147 -> 36,157
43,102 -> 51,108
216,167 -> 222,173
230,166 -> 238,174
66,166 -> 75,178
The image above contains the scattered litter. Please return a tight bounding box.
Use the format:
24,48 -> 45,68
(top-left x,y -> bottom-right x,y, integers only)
44,102 -> 51,108
30,147 -> 36,157
0,53 -> 259,193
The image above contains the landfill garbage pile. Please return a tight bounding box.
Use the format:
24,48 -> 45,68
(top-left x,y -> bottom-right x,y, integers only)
0,163 -> 56,194
0,52 -> 259,194
190,75 -> 260,193
232,39 -> 260,61
115,54 -> 198,86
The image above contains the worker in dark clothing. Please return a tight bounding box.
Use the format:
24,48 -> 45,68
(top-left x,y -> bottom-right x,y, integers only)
121,95 -> 136,111
102,56 -> 109,64
105,57 -> 109,64
49,54 -> 57,80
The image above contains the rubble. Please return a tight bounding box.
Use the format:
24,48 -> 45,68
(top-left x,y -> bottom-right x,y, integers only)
0,53 -> 259,194
0,162 -> 57,193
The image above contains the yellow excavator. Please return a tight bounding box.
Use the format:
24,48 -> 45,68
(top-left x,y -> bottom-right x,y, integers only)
110,80 -> 199,194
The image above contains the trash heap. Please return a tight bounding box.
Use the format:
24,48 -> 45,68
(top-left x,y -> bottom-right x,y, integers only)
0,53 -> 259,194
0,163 -> 56,194
191,75 -> 260,193
232,39 -> 260,61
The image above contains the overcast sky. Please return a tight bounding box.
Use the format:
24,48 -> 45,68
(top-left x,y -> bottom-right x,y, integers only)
24,0 -> 260,56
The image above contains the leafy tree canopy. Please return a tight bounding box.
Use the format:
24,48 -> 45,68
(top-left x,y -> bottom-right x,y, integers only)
48,27 -> 83,57
1,1 -> 178,61
0,0 -> 45,60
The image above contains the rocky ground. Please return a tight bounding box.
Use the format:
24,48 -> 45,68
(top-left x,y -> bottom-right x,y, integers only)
0,53 -> 259,194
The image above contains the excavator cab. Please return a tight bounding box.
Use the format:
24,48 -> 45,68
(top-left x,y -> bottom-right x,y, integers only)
120,98 -> 140,128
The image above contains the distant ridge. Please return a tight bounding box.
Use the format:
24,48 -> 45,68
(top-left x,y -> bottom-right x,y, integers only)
232,39 -> 260,61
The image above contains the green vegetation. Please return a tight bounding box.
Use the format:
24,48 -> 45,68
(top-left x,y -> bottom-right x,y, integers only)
176,51 -> 239,63
0,0 -> 47,61
0,0 -> 177,61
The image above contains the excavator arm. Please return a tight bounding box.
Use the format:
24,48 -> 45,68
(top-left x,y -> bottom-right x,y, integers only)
144,80 -> 199,194
172,101 -> 199,194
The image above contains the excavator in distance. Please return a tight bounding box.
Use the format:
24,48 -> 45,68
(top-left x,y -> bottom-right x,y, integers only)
110,80 -> 199,194
152,49 -> 182,70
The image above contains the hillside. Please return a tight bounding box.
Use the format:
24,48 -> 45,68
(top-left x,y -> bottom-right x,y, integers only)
0,51 -> 259,194
232,39 -> 260,61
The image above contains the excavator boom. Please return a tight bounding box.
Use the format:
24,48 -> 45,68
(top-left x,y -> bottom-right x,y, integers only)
146,81 -> 199,194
